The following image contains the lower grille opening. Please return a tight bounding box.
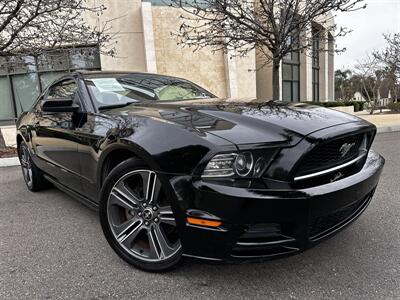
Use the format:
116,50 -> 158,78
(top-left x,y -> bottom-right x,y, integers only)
309,189 -> 375,241
231,245 -> 299,258
231,223 -> 299,258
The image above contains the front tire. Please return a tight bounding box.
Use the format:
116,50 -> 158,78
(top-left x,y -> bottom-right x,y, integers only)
99,158 -> 182,272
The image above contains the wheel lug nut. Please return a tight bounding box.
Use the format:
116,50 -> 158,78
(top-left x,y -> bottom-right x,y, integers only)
143,203 -> 147,207
154,218 -> 159,223
153,206 -> 158,211
145,221 -> 149,226
138,212 -> 142,217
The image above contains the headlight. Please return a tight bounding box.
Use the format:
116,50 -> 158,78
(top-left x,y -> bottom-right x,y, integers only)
253,157 -> 267,177
202,153 -> 237,177
202,151 -> 272,178
234,152 -> 253,176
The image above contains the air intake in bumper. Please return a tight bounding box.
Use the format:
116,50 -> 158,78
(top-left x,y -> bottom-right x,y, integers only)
309,189 -> 375,241
231,223 -> 299,258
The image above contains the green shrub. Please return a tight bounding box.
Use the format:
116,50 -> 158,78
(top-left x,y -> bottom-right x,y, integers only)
302,101 -> 365,112
303,101 -> 344,107
347,101 -> 363,112
388,102 -> 400,112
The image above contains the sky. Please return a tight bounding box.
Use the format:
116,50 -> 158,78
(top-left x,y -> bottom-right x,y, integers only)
334,0 -> 400,70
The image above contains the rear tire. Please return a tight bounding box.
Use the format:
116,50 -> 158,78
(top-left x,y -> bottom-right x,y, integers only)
18,141 -> 51,192
99,158 -> 182,272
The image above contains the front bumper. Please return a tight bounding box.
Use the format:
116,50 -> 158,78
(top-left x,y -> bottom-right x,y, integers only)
168,150 -> 385,262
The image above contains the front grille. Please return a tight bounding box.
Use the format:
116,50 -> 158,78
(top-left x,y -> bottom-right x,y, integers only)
309,190 -> 374,241
295,133 -> 366,178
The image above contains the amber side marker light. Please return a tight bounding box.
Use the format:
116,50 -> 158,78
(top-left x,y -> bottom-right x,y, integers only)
186,217 -> 222,228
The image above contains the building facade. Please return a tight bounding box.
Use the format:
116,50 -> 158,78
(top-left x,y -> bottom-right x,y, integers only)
0,0 -> 335,124
0,47 -> 101,124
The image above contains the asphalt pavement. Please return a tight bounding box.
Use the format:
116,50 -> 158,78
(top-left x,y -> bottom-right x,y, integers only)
1,132 -> 399,300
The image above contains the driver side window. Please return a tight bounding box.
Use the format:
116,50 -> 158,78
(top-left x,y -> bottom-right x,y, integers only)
47,79 -> 78,100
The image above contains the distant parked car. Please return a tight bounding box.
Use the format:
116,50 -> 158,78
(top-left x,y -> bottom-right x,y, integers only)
16,71 -> 384,271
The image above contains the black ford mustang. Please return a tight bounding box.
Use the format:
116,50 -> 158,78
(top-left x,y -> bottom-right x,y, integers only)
16,71 -> 384,271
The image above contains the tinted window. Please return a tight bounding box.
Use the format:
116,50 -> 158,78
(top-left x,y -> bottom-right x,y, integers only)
84,73 -> 214,107
47,79 -> 78,100
33,94 -> 45,111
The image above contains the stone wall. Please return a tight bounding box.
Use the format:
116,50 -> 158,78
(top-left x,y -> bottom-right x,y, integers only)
256,49 -> 274,101
85,0 -> 147,72
151,7 -> 228,98
235,51 -> 257,98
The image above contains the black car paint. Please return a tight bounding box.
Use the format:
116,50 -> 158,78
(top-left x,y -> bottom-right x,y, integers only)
16,72 -> 385,262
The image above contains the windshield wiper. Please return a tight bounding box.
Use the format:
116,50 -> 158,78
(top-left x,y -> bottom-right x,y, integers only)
98,102 -> 138,110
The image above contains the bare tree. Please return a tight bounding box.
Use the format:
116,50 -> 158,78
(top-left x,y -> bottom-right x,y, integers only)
0,0 -> 115,59
374,33 -> 400,103
354,54 -> 385,115
171,0 -> 365,100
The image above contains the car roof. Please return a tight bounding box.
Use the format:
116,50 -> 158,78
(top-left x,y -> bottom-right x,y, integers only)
76,70 -> 142,75
75,70 -> 175,78
73,70 -> 197,84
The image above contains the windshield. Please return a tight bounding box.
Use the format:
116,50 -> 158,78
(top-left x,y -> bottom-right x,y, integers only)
84,73 -> 215,108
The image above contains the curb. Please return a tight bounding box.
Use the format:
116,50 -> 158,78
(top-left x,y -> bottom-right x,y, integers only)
376,125 -> 400,134
0,157 -> 20,167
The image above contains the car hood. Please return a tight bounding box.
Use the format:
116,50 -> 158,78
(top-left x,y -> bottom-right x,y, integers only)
102,99 -> 366,147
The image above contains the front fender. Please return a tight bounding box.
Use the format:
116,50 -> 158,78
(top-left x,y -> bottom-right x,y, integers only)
96,140 -> 162,186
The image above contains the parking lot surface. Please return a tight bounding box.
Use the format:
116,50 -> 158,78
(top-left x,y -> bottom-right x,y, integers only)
1,132 -> 399,299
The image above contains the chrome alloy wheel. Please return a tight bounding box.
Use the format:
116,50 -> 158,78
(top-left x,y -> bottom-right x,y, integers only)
20,145 -> 33,188
107,170 -> 181,262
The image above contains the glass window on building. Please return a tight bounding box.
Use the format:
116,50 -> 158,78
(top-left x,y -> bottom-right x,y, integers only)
312,27 -> 320,102
282,31 -> 300,102
0,46 -> 101,124
12,73 -> 41,115
70,48 -> 101,70
282,63 -> 300,102
312,68 -> 319,102
40,72 -> 68,89
145,0 -> 197,5
37,50 -> 70,72
0,77 -> 14,120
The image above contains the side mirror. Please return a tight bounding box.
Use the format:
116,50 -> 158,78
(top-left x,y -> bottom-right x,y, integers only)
41,98 -> 79,112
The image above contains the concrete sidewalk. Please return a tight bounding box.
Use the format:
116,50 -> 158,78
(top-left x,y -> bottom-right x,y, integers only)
0,157 -> 20,167
0,125 -> 17,148
355,113 -> 400,133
